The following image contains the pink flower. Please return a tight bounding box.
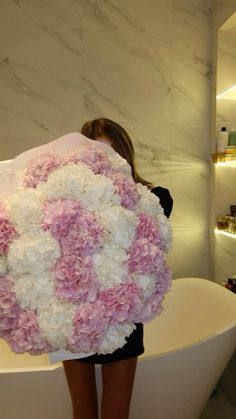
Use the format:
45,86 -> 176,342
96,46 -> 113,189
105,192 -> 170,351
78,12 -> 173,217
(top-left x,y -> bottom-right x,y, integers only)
0,209 -> 16,255
128,239 -> 164,274
107,173 -> 139,209
43,199 -> 104,255
23,152 -> 62,188
43,199 -> 82,239
54,256 -> 98,303
137,292 -> 164,323
99,282 -> 143,324
9,310 -> 52,355
136,214 -> 161,245
67,300 -> 108,352
136,264 -> 172,323
155,262 -> 172,295
0,276 -> 21,339
64,146 -> 111,175
60,210 -> 104,256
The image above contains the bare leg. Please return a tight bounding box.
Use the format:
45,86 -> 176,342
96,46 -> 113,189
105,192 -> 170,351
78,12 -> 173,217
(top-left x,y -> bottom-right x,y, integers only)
101,357 -> 138,419
63,360 -> 99,419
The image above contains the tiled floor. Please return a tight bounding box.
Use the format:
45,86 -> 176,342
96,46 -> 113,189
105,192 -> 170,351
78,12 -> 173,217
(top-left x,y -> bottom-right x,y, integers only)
199,387 -> 236,419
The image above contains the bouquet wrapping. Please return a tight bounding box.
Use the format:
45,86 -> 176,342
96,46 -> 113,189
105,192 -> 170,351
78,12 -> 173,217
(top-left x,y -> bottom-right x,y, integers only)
0,132 -> 172,356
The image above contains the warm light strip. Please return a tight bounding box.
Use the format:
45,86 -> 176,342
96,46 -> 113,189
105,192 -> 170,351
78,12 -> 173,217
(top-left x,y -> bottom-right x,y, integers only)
216,84 -> 236,99
215,160 -> 236,166
215,228 -> 236,238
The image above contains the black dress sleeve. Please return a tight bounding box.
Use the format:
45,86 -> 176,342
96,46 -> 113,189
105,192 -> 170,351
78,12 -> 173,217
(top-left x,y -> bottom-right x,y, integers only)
151,186 -> 173,218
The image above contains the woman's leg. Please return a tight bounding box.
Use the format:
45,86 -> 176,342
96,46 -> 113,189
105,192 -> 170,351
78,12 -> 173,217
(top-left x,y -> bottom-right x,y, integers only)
62,360 -> 99,419
101,357 -> 138,419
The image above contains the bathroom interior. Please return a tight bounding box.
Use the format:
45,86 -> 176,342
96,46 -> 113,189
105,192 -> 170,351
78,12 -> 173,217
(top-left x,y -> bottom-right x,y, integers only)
0,1 -> 236,418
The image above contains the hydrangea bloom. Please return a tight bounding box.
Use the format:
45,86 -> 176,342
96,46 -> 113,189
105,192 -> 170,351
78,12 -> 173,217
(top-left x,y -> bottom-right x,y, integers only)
23,152 -> 62,188
0,207 -> 16,255
0,133 -> 172,355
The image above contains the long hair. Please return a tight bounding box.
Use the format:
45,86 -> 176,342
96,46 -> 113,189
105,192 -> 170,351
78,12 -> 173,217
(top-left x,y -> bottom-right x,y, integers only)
81,118 -> 153,188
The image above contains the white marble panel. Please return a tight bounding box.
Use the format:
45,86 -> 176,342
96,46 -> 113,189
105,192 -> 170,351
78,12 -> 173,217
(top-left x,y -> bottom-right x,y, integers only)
173,0 -> 213,37
0,0 -> 213,279
136,150 -> 210,227
0,0 -> 84,28
171,34 -> 212,160
1,0 -> 173,35
217,32 -> 236,93
171,33 -> 212,94
215,232 -> 236,281
216,100 -> 236,131
216,29 -> 236,150
215,166 -> 236,215
167,228 -> 210,279
81,0 -> 173,35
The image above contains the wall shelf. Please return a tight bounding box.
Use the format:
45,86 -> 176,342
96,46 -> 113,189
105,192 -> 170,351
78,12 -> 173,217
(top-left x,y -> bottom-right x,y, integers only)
215,228 -> 236,238
215,160 -> 236,166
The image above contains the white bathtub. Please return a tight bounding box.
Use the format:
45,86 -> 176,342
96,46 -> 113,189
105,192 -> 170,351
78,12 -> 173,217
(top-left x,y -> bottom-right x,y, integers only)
0,277 -> 235,419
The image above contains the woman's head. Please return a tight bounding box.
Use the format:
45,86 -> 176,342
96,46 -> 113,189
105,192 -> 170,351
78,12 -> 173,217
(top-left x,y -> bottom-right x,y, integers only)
81,118 -> 152,187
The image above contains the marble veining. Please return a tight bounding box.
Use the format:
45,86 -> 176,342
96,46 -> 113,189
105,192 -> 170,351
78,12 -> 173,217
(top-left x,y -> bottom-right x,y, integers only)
0,0 -> 214,279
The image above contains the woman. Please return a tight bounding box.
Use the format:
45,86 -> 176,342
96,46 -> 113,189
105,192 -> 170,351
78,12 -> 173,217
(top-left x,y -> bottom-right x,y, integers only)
63,118 -> 173,419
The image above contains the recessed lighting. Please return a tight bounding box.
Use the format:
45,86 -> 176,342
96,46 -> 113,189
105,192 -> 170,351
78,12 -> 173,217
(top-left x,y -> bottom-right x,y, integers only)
215,160 -> 236,166
217,84 -> 236,100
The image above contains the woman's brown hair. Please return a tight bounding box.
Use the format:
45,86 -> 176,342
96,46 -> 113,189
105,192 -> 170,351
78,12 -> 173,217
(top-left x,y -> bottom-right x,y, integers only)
81,118 -> 153,188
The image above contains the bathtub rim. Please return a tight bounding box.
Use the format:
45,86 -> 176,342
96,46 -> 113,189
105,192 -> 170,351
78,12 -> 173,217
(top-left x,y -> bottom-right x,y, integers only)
1,277 -> 236,373
1,323 -> 235,374
140,321 -> 236,361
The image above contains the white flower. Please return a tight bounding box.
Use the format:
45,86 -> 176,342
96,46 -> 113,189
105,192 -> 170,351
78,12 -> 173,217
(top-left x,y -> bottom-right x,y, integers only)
78,174 -> 121,211
135,183 -> 163,217
132,273 -> 156,298
7,230 -> 60,274
93,243 -> 129,289
0,256 -> 7,276
35,182 -> 48,199
96,206 -> 138,250
38,301 -> 76,347
11,271 -> 55,311
36,163 -> 120,211
98,324 -> 135,354
35,163 -> 94,200
108,153 -> 132,176
6,189 -> 43,233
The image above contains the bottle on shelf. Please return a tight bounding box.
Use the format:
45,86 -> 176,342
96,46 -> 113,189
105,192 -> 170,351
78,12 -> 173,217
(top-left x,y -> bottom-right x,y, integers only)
216,205 -> 236,234
217,127 -> 228,153
232,275 -> 236,293
225,276 -> 236,293
230,205 -> 236,217
224,145 -> 236,161
228,127 -> 236,146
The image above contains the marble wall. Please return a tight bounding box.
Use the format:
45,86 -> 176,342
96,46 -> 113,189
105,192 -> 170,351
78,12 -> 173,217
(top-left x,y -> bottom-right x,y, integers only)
0,0 -> 214,278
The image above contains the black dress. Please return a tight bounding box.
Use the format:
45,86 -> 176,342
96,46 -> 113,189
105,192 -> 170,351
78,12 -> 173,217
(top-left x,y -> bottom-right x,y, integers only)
76,186 -> 173,364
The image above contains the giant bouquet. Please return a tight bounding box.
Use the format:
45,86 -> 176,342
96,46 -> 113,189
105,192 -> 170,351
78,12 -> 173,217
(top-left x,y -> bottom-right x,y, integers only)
0,132 -> 172,356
